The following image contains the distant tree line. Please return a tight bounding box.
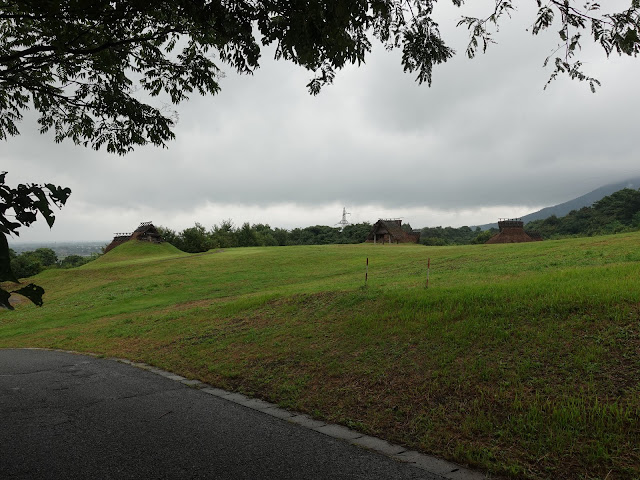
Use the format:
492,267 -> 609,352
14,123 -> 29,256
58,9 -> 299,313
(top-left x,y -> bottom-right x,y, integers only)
9,248 -> 99,279
157,220 -> 501,251
156,221 -> 372,254
12,188 -> 639,278
17,187 -> 639,274
525,188 -> 640,238
419,225 -> 497,246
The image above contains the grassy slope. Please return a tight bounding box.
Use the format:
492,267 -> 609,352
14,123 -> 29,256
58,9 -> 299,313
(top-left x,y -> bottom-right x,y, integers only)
1,237 -> 639,479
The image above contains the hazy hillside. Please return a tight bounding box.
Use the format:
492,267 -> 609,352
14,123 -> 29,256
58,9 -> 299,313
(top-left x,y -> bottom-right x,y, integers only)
9,241 -> 105,258
477,177 -> 640,230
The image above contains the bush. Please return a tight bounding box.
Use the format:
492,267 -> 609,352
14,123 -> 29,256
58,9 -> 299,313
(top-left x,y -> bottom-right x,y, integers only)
33,248 -> 57,266
11,253 -> 43,278
180,223 -> 215,253
473,230 -> 496,244
59,254 -> 90,268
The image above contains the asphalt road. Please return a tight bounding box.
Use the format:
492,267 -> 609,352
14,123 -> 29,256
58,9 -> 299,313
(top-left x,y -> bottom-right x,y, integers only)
0,349 -> 449,480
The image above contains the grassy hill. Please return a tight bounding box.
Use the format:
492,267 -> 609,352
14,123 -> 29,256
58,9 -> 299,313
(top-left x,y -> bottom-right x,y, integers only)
1,237 -> 639,479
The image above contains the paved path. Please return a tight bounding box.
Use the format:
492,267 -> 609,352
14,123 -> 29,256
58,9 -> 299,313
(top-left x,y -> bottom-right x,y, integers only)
1,349 -> 484,479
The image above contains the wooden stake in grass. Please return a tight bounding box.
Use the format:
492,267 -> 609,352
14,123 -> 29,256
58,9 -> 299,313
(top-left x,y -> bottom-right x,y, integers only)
365,257 -> 369,286
426,257 -> 430,289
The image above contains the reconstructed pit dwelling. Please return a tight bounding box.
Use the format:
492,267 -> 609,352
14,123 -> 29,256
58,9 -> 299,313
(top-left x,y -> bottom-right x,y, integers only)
366,219 -> 421,244
104,222 -> 164,253
485,219 -> 542,244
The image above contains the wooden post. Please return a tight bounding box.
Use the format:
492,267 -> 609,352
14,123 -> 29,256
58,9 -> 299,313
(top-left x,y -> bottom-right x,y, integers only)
426,257 -> 430,289
365,257 -> 369,286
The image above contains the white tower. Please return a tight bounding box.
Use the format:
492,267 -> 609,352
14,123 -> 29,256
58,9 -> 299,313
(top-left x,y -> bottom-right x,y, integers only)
336,207 -> 351,230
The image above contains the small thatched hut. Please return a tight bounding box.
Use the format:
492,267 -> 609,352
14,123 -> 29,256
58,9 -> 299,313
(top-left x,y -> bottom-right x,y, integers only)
485,219 -> 541,244
366,219 -> 421,244
130,222 -> 163,242
104,222 -> 164,253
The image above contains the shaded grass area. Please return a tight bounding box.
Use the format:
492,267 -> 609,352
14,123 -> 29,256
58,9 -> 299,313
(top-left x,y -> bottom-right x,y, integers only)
2,236 -> 639,479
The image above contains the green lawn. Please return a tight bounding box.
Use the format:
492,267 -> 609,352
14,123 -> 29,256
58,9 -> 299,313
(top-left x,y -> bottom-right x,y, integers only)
2,234 -> 639,479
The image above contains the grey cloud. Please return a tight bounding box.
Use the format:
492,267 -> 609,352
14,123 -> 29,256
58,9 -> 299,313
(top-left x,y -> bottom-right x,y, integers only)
3,3 -> 640,242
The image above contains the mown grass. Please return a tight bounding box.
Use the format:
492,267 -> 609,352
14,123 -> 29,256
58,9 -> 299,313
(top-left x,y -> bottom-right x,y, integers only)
1,235 -> 639,479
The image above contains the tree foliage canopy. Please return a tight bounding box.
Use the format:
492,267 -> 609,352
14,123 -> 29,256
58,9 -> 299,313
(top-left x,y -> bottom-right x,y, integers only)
2,1 -> 639,154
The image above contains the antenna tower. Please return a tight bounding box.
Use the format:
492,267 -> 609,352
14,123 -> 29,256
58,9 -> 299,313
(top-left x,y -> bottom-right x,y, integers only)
336,207 -> 351,230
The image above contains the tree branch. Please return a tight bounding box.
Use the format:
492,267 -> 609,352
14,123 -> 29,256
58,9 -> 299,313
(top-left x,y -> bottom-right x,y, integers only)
0,26 -> 181,66
0,45 -> 56,64
548,0 -> 612,25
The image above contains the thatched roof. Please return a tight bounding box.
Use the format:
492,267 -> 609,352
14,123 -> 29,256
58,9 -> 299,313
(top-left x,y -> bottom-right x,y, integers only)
104,221 -> 163,253
366,219 -> 421,244
485,219 -> 541,244
133,221 -> 156,234
131,221 -> 162,241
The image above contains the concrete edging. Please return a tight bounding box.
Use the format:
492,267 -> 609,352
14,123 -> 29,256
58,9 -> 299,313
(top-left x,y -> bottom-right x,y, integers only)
114,357 -> 487,480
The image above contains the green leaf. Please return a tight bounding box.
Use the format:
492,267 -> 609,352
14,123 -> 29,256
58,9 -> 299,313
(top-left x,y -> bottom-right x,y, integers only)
12,283 -> 45,307
33,189 -> 55,228
0,232 -> 19,283
45,184 -> 72,205
0,288 -> 14,310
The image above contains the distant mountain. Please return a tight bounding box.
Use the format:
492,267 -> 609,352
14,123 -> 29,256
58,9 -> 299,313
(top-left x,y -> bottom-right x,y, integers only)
477,177 -> 640,230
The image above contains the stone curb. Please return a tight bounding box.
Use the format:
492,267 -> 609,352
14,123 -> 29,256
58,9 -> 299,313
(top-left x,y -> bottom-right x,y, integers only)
113,357 -> 488,480
15,351 -> 485,479
313,423 -> 363,441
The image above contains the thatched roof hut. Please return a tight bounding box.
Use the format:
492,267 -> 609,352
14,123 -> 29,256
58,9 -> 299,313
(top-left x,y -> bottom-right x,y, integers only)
485,219 -> 541,244
130,222 -> 163,242
366,219 -> 421,244
104,222 -> 164,253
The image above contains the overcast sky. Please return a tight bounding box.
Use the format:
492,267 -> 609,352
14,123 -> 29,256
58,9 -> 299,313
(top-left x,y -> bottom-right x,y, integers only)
4,2 -> 640,243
